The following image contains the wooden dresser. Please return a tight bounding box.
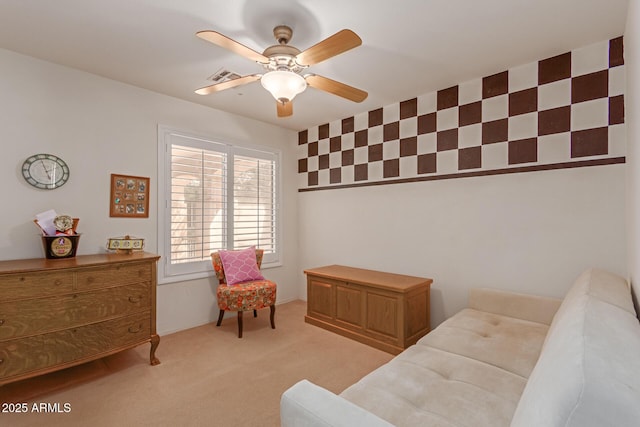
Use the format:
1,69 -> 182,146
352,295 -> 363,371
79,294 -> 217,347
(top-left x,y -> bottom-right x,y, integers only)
304,265 -> 432,355
0,252 -> 160,385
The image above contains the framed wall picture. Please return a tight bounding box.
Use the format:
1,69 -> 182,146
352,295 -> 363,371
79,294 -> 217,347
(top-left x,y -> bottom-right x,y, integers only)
110,174 -> 150,218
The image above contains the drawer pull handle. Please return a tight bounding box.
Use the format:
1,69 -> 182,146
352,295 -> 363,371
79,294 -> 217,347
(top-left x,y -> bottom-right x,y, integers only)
54,280 -> 62,286
0,358 -> 4,364
128,296 -> 141,304
0,319 -> 4,325
128,324 -> 143,334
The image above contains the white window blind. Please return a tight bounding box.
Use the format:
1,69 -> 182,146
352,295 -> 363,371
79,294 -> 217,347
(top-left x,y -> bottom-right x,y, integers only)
233,152 -> 277,254
158,127 -> 281,283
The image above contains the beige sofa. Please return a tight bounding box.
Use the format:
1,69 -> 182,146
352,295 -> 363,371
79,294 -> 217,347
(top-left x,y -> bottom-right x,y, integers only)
281,269 -> 640,426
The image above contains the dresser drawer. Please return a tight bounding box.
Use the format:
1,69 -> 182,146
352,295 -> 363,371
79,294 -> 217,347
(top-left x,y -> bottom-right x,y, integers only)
76,262 -> 152,290
0,311 -> 151,379
0,282 -> 150,340
0,271 -> 73,301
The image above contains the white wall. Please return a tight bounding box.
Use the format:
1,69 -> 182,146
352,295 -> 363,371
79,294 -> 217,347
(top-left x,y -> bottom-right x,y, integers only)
0,48 -> 299,335
299,164 -> 626,326
626,1 -> 640,309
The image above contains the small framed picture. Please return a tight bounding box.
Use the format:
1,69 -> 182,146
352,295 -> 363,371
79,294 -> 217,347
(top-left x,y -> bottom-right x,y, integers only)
110,174 -> 150,218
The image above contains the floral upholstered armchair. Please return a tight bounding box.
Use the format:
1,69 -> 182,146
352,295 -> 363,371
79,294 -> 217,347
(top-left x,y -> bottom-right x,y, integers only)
211,247 -> 276,338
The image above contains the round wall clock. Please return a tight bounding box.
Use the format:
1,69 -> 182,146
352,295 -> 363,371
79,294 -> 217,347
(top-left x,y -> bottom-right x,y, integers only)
22,154 -> 70,190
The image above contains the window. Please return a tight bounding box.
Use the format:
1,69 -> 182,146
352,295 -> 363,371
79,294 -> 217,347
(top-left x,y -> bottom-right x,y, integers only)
158,126 -> 281,283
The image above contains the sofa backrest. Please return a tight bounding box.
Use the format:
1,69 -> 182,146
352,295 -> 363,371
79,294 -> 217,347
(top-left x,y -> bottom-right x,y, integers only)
511,269 -> 640,427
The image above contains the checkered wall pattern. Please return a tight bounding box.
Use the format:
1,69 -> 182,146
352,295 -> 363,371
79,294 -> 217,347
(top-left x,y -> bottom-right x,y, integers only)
298,37 -> 625,190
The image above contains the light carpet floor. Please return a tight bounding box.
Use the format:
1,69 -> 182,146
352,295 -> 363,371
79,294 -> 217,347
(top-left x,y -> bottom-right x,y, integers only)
0,300 -> 393,427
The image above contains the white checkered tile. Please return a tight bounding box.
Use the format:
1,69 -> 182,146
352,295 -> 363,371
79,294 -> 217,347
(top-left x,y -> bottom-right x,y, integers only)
538,79 -> 571,110
400,156 -> 418,179
572,40 -> 609,77
508,113 -> 537,141
400,117 -> 417,138
509,62 -> 538,93
437,150 -> 458,174
437,107 -> 458,130
383,104 -> 400,124
538,132 -> 571,164
417,92 -> 437,115
482,142 -> 509,170
482,94 -> 508,122
383,140 -> 400,160
571,98 -> 609,131
354,111 -> 368,131
417,133 -> 437,154
609,66 -> 625,97
459,124 -> 482,148
329,120 -> 341,137
459,78 -> 482,105
609,124 -> 627,157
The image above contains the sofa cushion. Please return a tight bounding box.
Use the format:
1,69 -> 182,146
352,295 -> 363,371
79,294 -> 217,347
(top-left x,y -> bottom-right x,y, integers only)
417,308 -> 549,378
340,344 -> 527,427
511,269 -> 640,427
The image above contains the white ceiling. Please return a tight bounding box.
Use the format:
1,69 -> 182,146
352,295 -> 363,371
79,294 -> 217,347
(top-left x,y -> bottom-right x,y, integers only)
0,0 -> 629,131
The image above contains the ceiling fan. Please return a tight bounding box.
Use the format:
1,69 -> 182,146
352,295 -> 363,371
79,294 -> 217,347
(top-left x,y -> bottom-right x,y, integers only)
195,25 -> 368,117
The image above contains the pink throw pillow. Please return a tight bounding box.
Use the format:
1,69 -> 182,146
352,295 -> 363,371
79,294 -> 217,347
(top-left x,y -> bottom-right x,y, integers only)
218,246 -> 264,286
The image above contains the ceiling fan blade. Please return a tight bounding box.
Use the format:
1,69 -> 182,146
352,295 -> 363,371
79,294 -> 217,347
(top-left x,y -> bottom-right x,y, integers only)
195,74 -> 261,95
277,100 -> 293,117
305,74 -> 368,102
296,29 -> 362,66
196,30 -> 269,63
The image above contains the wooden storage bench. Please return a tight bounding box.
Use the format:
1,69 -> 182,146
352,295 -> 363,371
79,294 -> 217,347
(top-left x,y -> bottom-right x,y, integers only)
304,265 -> 432,354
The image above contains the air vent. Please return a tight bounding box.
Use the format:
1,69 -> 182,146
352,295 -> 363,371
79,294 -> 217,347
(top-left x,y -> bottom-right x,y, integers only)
207,68 -> 242,83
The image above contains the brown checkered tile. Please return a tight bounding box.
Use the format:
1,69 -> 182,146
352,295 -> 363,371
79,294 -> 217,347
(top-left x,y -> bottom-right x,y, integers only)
299,37 -> 625,189
609,37 -> 624,67
418,113 -> 437,135
355,129 -> 368,147
342,117 -> 354,134
572,70 -> 608,103
437,129 -> 458,151
437,86 -> 458,110
459,101 -> 482,126
417,153 -> 437,174
384,122 -> 400,141
538,106 -> 570,136
459,146 -> 481,170
483,71 -> 509,99
299,130 -> 308,145
539,52 -> 571,85
509,88 -> 537,116
400,98 -> 418,119
400,137 -> 418,157
509,138 -> 538,164
330,136 -> 341,152
369,108 -> 383,127
609,95 -> 624,125
319,123 -> 329,139
571,127 -> 608,158
482,119 -> 508,144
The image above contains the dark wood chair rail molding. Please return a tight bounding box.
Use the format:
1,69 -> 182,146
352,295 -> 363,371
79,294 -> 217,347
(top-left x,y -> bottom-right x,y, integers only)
298,157 -> 625,193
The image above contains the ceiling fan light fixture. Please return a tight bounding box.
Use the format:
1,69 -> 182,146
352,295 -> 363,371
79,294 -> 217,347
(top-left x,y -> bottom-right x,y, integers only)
260,70 -> 307,103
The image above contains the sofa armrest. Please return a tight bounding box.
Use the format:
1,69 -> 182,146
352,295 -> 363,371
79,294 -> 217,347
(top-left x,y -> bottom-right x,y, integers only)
469,288 -> 562,325
281,380 -> 394,427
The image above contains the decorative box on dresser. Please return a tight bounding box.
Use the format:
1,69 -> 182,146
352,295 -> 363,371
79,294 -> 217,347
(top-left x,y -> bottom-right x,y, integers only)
304,265 -> 433,355
0,252 -> 161,386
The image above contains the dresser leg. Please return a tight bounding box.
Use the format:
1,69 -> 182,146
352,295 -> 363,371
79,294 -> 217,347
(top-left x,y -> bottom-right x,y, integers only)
150,334 -> 161,365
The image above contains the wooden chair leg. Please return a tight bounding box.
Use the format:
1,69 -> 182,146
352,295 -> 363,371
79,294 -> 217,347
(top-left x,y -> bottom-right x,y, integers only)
270,305 -> 276,329
237,311 -> 243,338
216,309 -> 225,327
253,309 -> 257,318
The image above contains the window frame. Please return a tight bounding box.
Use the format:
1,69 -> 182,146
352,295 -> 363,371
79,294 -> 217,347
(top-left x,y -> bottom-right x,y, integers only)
157,125 -> 282,284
